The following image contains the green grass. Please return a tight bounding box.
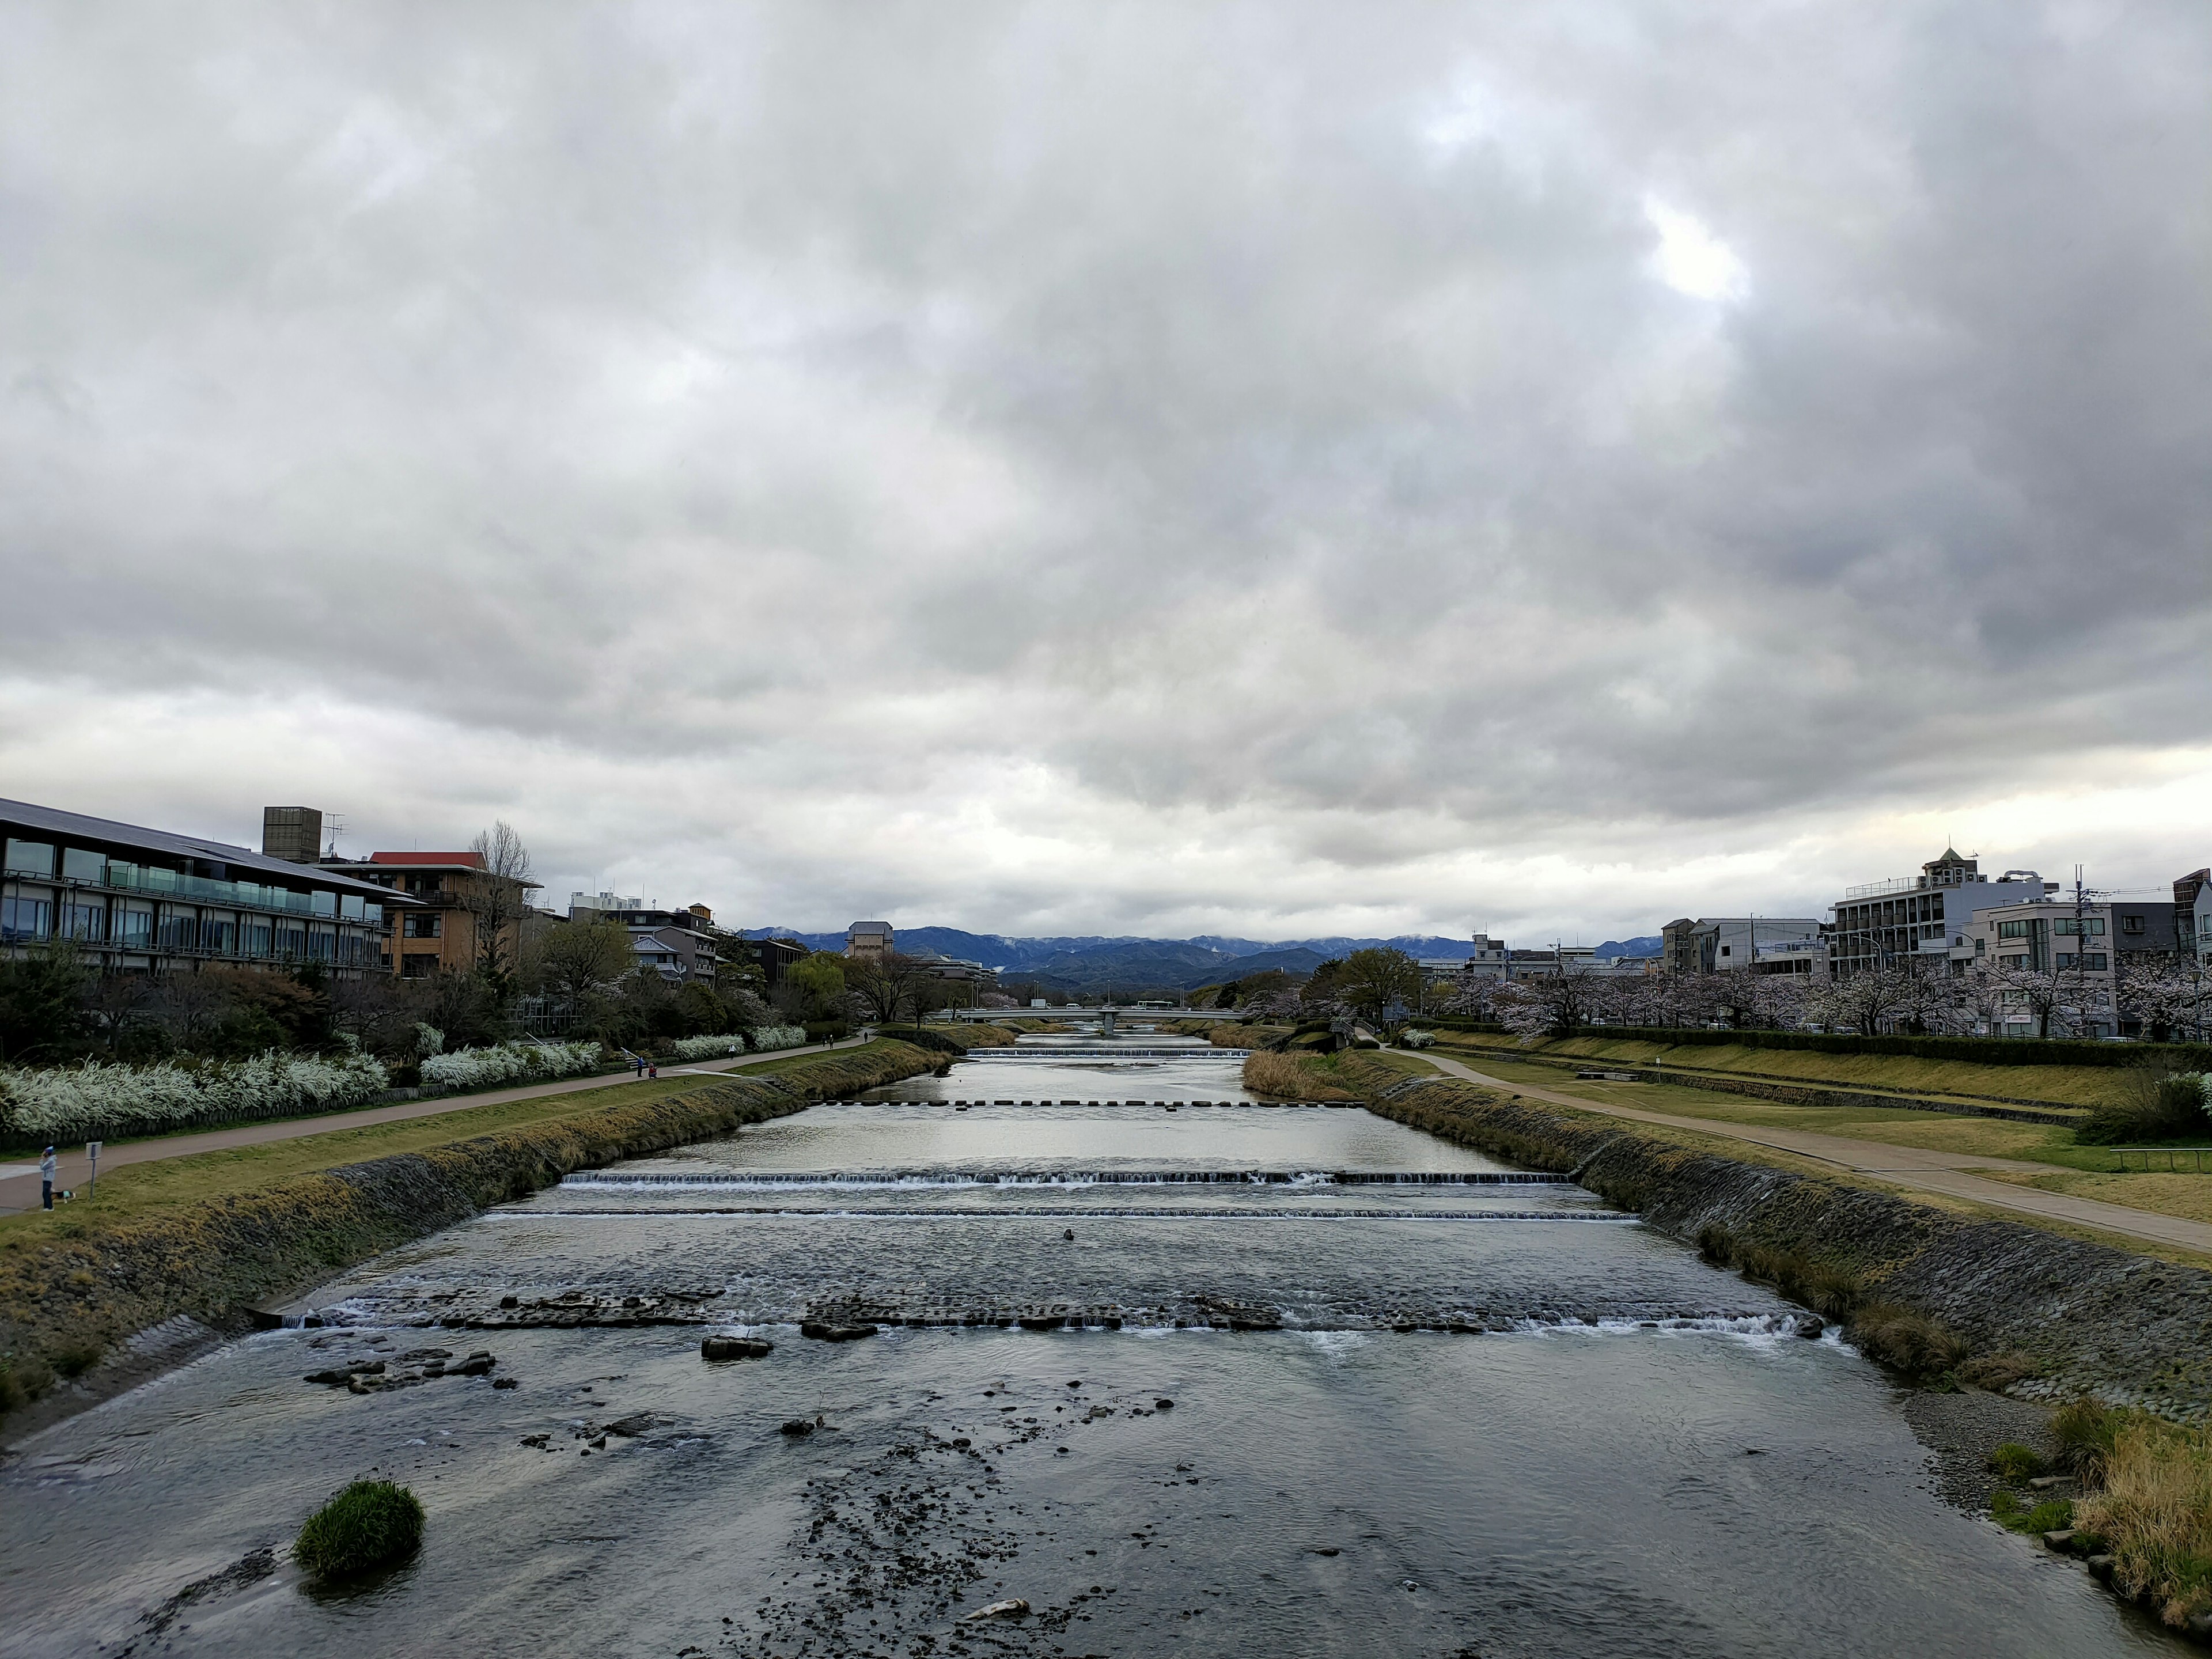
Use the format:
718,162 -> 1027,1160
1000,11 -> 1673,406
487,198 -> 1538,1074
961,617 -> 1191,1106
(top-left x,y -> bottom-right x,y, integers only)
296,1480 -> 424,1578
1434,1031 -> 2134,1109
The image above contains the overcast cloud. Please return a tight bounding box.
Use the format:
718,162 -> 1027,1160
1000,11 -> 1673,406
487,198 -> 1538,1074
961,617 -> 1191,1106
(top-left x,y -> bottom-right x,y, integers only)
3,1 -> 2209,943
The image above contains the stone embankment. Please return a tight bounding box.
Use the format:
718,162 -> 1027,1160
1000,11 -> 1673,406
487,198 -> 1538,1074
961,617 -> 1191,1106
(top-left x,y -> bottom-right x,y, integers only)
0,1037 -> 961,1443
1338,1056 -> 2212,1419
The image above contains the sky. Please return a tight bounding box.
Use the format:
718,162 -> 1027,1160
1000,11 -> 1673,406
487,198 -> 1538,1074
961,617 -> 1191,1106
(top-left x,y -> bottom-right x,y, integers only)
3,1 -> 2209,946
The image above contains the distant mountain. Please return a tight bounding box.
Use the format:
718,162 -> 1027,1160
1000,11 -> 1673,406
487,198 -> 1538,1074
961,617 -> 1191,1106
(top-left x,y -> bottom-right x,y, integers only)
1593,936 -> 1662,959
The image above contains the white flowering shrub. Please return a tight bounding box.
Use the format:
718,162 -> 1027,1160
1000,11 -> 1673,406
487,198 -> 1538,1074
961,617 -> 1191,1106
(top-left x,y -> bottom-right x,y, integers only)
415,1022 -> 446,1058
418,1040 -> 602,1090
669,1033 -> 748,1060
0,1051 -> 391,1147
1398,1029 -> 1435,1049
748,1025 -> 807,1052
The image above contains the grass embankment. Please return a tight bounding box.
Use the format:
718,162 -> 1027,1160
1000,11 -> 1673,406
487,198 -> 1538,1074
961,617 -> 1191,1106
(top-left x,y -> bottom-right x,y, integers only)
1240,1052 -> 1357,1103
1213,1022 -> 1289,1050
1430,1046 -> 2212,1231
1433,1031 -> 2131,1110
0,1037 -> 948,1433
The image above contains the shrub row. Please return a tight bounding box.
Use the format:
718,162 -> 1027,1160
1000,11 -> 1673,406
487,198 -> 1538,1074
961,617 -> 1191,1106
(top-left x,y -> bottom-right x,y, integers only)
0,1052 -> 392,1150
418,1041 -> 601,1092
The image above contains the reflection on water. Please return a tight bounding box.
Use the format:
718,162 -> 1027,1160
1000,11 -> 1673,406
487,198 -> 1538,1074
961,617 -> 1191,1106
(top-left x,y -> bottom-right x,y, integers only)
0,1033 -> 2181,1657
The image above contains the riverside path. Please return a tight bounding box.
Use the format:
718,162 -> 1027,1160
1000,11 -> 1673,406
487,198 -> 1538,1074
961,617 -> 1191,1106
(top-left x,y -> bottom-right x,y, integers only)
1408,1051 -> 2212,1256
0,1035 -> 877,1217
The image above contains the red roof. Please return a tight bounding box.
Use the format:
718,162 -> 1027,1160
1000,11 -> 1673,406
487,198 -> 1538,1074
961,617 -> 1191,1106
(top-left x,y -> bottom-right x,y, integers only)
368,851 -> 486,868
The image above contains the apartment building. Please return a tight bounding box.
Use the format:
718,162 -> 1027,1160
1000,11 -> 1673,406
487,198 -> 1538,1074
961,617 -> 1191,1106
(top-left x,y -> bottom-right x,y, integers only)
1964,895 -> 2179,1038
0,797 -> 404,976
1825,849 -> 2051,978
1661,916 -> 1823,976
324,851 -> 541,979
553,902 -> 724,984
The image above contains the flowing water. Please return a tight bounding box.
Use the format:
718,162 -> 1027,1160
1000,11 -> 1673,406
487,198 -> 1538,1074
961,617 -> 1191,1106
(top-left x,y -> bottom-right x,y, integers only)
0,1029 -> 2184,1656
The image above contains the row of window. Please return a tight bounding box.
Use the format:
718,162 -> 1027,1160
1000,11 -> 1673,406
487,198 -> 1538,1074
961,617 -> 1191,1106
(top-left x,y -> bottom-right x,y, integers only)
0,894 -> 377,964
3,839 -> 379,923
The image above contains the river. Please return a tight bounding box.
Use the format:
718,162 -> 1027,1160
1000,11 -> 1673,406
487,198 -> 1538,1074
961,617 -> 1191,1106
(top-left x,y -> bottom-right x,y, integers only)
0,1027 -> 2182,1656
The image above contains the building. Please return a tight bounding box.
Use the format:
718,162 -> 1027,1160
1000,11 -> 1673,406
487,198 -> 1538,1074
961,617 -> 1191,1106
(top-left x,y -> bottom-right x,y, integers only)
1825,849 -> 2051,978
745,935 -> 810,991
2176,868 -> 2210,963
324,851 -> 542,980
551,903 -> 724,985
1,797 -> 406,977
1455,935 -> 1644,983
569,890 -> 642,918
846,921 -> 894,962
1660,917 -> 1823,976
2196,881 -> 2212,971
1963,893 -> 2180,1039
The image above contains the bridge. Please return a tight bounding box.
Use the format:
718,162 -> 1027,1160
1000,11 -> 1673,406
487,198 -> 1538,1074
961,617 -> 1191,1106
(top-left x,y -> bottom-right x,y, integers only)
945,1004 -> 1242,1037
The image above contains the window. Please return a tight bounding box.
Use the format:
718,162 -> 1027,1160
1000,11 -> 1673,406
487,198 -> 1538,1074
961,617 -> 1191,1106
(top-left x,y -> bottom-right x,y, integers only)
240,918 -> 272,958
405,873 -> 443,895
2122,914 -> 2145,934
1,893 -> 51,941
1719,945 -> 1731,957
404,913 -> 443,939
1974,937 -> 1985,954
61,847 -> 105,884
115,904 -> 153,949
3,839 -> 55,877
200,914 -> 236,955
308,925 -> 336,961
402,952 -> 439,979
276,922 -> 307,959
157,908 -> 196,951
1998,954 -> 2026,967
1997,919 -> 2033,939
58,895 -> 105,941
2055,917 -> 2105,936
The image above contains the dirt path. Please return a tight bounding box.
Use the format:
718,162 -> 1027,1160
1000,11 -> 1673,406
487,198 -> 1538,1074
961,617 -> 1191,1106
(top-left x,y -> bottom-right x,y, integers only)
0,1035 -> 877,1215
1410,1051 -> 2212,1255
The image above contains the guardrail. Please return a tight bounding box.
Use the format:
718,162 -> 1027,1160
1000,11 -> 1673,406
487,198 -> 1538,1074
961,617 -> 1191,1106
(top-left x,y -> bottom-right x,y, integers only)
2111,1146 -> 2212,1173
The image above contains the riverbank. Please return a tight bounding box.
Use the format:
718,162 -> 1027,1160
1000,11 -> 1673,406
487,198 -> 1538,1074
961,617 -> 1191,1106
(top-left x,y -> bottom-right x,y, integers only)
0,1035 -> 986,1443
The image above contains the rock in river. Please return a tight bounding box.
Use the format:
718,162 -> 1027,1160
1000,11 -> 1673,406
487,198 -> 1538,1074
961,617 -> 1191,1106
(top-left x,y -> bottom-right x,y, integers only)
702,1335 -> 774,1361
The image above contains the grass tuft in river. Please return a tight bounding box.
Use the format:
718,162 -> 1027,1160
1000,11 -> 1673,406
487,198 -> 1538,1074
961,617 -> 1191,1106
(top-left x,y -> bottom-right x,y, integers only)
295,1479 -> 424,1579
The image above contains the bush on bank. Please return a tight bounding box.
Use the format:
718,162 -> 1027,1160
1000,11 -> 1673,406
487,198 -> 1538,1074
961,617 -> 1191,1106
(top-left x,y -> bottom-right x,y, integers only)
1241,1052 -> 1357,1103
295,1479 -> 425,1578
418,1041 -> 601,1091
0,1051 -> 392,1150
1419,1018 -> 2212,1073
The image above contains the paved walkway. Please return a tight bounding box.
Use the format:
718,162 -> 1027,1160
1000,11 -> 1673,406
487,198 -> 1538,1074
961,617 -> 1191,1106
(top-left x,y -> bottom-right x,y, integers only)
1410,1051 -> 2212,1255
0,1035 -> 877,1217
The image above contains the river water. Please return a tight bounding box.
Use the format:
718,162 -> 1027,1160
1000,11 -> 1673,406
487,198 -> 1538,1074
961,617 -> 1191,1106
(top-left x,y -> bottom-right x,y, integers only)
0,1028 -> 2183,1656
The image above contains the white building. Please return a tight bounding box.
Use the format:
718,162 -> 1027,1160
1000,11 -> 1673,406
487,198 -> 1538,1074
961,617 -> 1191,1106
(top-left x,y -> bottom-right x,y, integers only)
1661,917 -> 1823,975
1825,849 -> 2051,978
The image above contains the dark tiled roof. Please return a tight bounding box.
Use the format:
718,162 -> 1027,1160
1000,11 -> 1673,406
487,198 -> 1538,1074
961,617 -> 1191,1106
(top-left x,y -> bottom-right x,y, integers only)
0,797 -> 402,900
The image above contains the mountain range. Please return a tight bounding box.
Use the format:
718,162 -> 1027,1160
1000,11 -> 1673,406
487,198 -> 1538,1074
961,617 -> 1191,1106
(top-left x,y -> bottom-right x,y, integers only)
733,927 -> 1663,995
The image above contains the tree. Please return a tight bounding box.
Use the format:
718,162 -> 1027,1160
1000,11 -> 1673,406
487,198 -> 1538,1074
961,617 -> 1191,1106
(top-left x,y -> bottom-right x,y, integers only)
2119,954 -> 2209,1043
1494,959 -> 1607,1039
466,821 -> 535,988
789,952 -> 848,1022
844,952 -> 943,1027
0,942 -> 92,1063
528,920 -> 634,1010
1335,948 -> 1425,1025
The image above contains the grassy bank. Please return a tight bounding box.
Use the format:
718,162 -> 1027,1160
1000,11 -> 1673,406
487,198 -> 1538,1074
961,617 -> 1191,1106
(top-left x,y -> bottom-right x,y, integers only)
1434,1031 -> 2135,1110
1240,1051 -> 1357,1103
0,1037 -> 950,1436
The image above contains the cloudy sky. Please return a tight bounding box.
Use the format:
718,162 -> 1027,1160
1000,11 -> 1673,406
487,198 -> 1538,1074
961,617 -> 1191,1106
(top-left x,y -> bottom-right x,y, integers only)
3,2 -> 2209,945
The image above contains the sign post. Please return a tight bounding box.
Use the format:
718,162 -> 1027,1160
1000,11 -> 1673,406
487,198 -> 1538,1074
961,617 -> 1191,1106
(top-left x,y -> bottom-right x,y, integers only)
86,1141 -> 101,1195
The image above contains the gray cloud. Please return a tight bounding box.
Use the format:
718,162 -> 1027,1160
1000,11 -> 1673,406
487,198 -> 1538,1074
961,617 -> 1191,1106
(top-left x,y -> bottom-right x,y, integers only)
2,1 -> 2209,940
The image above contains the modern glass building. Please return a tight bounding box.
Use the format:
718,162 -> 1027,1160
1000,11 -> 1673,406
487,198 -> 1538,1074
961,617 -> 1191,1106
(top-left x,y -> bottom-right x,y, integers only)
0,797 -> 410,976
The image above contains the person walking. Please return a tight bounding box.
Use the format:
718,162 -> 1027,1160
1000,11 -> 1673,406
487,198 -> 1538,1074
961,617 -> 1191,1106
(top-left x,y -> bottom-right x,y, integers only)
40,1145 -> 57,1211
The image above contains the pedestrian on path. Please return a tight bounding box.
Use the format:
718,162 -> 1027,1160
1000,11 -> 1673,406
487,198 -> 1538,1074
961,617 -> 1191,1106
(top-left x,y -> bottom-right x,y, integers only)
40,1145 -> 56,1210
647,1061 -> 658,1079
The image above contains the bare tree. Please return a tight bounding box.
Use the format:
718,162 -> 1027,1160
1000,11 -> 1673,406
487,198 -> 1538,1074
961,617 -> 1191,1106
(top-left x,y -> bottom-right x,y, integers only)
844,952 -> 941,1027
529,919 -> 634,1012
467,820 -> 535,987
